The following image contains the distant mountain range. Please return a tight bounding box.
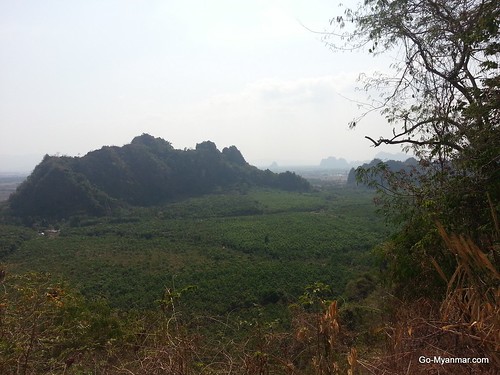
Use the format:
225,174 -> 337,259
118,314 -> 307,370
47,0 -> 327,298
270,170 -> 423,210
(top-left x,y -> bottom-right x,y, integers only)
7,134 -> 310,219
319,157 -> 358,169
373,151 -> 412,162
347,157 -> 419,185
319,151 -> 411,169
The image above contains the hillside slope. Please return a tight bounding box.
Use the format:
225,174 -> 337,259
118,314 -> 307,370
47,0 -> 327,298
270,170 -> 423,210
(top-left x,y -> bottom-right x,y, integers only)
8,134 -> 310,219
346,157 -> 419,186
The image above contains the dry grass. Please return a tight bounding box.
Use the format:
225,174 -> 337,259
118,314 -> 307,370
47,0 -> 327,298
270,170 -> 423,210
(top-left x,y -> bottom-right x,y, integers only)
360,217 -> 499,375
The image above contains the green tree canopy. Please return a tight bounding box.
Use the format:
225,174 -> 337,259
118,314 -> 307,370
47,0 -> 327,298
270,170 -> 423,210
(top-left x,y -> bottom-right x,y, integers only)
328,0 -> 499,296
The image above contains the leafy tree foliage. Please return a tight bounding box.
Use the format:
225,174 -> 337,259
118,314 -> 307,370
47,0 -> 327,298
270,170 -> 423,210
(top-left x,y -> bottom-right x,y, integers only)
328,0 -> 499,296
9,156 -> 112,220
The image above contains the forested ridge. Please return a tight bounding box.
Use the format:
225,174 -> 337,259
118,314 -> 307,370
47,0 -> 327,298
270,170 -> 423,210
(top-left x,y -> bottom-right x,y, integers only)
346,157 -> 419,186
7,134 -> 310,220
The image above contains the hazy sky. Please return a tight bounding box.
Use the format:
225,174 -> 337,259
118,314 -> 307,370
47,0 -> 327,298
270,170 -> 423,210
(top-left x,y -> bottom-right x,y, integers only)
1,0 -> 405,171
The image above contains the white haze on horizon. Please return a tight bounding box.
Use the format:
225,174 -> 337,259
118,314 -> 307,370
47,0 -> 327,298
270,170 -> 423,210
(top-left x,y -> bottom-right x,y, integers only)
0,0 -> 409,173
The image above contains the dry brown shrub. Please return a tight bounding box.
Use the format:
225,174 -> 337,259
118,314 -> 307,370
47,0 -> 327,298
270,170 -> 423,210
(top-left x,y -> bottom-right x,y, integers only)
361,220 -> 499,375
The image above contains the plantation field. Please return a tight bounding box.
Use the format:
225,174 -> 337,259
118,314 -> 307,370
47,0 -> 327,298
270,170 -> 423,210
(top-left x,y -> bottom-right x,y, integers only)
1,187 -> 389,320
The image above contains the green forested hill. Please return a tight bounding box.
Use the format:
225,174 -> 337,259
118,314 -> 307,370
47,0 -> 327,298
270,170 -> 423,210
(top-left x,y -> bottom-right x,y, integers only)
7,134 -> 310,219
346,157 -> 419,186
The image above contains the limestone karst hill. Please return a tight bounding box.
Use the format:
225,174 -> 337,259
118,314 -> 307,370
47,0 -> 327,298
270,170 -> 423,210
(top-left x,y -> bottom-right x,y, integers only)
8,134 -> 310,219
